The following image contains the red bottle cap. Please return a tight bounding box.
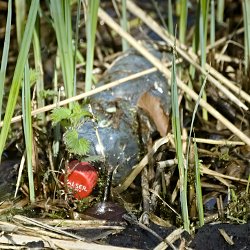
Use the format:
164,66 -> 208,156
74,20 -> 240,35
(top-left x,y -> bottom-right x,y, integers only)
65,160 -> 98,199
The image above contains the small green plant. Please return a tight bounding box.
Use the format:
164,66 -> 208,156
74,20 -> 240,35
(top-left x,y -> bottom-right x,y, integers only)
51,103 -> 92,156
227,188 -> 250,223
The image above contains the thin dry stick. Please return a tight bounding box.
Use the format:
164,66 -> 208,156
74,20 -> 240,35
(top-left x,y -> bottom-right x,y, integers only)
98,8 -> 250,146
0,233 -> 136,250
123,214 -> 177,250
206,27 -> 244,50
188,49 -> 250,105
0,62 -> 174,127
13,215 -> 86,242
154,228 -> 184,250
114,136 -> 171,193
201,166 -> 248,184
214,53 -> 242,64
125,0 -> 250,107
181,136 -> 245,145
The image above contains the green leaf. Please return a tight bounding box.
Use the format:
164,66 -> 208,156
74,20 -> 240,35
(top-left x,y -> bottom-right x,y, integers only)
51,107 -> 71,124
29,68 -> 39,86
72,102 -> 82,113
63,129 -> 90,156
39,89 -> 58,99
70,103 -> 92,126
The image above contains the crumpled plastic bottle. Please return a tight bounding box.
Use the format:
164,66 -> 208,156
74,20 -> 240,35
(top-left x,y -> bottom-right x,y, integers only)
78,44 -> 171,185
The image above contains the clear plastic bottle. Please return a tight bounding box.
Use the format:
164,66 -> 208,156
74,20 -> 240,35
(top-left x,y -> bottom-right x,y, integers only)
78,44 -> 171,185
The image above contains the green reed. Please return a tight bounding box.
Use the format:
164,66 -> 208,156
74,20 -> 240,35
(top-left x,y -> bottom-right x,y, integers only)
0,0 -> 12,123
22,62 -> 35,202
171,47 -> 190,232
243,0 -> 250,73
0,0 -> 39,161
85,0 -> 100,92
50,0 -> 74,102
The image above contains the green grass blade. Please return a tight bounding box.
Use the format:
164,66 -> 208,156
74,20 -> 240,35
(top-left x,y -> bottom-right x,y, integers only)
171,48 -> 190,232
85,0 -> 100,92
0,0 -> 39,161
52,53 -> 61,159
179,0 -> 188,44
33,13 -> 45,123
0,0 -> 12,123
50,0 -> 74,100
199,0 -> 209,120
15,0 -> 26,46
186,73 -> 208,168
200,0 -> 209,60
73,0 -> 82,96
193,140 -> 204,226
210,0 -> 215,49
22,62 -> 35,202
217,0 -> 225,23
243,0 -> 250,73
186,72 -> 208,228
188,4 -> 200,93
168,0 -> 174,35
121,0 -> 129,51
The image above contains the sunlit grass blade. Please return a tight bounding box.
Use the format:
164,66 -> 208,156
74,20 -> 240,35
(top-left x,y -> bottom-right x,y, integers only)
199,0 -> 209,120
217,0 -> 225,23
50,0 -> 74,100
15,0 -> 26,46
85,0 -> 100,92
22,62 -> 35,202
73,0 -> 82,96
171,48 -> 190,232
194,139 -> 204,226
0,0 -> 39,161
210,0 -> 215,50
200,0 -> 209,59
0,0 -> 12,123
